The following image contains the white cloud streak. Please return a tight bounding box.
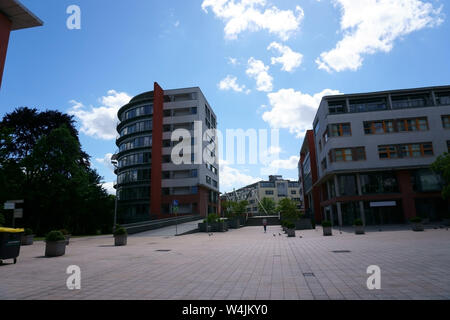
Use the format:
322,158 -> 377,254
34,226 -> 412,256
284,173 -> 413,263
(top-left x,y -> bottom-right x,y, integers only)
268,42 -> 303,72
201,0 -> 304,40
316,0 -> 444,72
246,57 -> 273,92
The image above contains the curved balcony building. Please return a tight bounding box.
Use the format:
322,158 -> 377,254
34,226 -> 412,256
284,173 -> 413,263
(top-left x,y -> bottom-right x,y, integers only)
115,82 -> 220,224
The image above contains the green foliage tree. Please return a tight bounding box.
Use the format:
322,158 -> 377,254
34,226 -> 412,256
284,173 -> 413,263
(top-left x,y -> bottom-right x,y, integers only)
431,153 -> 450,200
232,200 -> 249,217
0,108 -> 114,235
277,198 -> 300,223
258,197 -> 276,215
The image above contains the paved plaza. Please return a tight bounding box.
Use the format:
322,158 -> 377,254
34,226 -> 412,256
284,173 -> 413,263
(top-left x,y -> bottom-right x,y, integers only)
1,224 -> 450,300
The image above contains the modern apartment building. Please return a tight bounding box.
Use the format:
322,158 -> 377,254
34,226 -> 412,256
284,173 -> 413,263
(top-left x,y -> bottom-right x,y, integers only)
0,0 -> 43,88
222,175 -> 303,216
114,83 -> 220,224
301,85 -> 450,227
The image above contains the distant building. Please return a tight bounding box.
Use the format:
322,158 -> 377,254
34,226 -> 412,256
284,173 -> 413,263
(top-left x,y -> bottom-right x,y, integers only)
114,83 -> 220,224
222,175 -> 303,216
299,85 -> 450,226
0,0 -> 43,88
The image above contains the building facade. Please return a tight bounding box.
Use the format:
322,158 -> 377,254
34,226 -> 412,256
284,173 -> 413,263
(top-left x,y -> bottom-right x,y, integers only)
222,175 -> 303,216
298,130 -> 322,223
115,83 -> 220,224
0,0 -> 42,88
302,85 -> 450,226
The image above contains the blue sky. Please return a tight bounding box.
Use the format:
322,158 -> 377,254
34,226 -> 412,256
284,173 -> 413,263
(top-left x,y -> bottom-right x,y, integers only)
1,0 -> 449,193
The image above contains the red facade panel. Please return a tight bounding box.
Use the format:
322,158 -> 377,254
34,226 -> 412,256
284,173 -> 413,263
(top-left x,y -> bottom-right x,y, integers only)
151,82 -> 164,218
0,12 -> 12,89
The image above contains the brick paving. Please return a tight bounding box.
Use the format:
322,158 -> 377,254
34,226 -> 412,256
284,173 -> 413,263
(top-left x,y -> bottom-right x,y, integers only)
1,225 -> 450,300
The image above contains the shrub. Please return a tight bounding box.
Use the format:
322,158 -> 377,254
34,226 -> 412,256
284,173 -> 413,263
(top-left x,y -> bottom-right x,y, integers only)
0,213 -> 4,227
206,214 -> 219,224
24,228 -> 34,236
354,219 -> 363,226
410,217 -> 423,223
114,225 -> 127,236
322,220 -> 332,228
46,231 -> 65,242
59,229 -> 70,235
285,221 -> 295,229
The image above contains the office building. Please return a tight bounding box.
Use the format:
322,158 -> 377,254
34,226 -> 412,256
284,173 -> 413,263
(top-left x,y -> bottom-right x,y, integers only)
222,175 -> 303,216
300,85 -> 450,226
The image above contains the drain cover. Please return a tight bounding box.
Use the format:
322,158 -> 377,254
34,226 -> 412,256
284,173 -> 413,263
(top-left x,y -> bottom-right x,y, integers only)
303,273 -> 315,277
156,249 -> 171,252
332,250 -> 351,253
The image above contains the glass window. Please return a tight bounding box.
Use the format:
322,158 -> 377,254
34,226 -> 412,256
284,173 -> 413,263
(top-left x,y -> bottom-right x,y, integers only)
442,115 -> 450,129
338,175 -> 358,196
349,98 -> 387,113
436,92 -> 450,105
328,100 -> 346,114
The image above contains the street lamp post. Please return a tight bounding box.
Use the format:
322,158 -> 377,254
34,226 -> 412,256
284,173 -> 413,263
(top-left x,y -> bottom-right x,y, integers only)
111,157 -> 118,232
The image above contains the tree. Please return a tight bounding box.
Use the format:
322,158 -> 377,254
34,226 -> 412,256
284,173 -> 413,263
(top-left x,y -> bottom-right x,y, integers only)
258,197 -> 276,215
431,153 -> 450,200
277,198 -> 300,223
0,107 -> 89,167
0,108 -> 113,235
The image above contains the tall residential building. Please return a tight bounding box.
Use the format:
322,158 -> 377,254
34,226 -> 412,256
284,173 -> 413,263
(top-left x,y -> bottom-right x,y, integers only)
115,83 -> 220,224
0,0 -> 43,88
300,85 -> 450,227
222,175 -> 303,216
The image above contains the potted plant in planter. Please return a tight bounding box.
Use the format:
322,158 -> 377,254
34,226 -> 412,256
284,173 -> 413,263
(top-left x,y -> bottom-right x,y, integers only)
410,217 -> 424,232
21,228 -> 35,245
45,230 -> 67,257
114,225 -> 128,246
285,221 -> 296,237
322,220 -> 332,236
443,212 -> 450,227
60,229 -> 71,245
354,219 -> 365,235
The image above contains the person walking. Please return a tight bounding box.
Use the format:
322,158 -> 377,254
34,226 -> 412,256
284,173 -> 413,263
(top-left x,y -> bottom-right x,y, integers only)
263,218 -> 267,233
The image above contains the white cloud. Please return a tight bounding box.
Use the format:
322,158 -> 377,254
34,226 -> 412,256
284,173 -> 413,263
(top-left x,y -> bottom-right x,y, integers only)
228,57 -> 238,65
96,153 -> 115,173
218,75 -> 250,94
220,160 -> 261,192
69,90 -> 131,140
101,182 -> 116,196
246,58 -> 273,92
260,155 -> 300,175
262,88 -> 341,138
201,0 -> 304,40
268,42 -> 303,72
316,0 -> 444,72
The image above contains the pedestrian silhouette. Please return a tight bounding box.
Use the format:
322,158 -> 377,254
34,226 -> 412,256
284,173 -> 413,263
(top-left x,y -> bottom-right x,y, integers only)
263,218 -> 267,233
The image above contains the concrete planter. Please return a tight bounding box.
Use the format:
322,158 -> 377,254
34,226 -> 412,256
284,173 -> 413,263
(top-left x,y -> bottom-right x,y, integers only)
64,235 -> 71,246
227,218 -> 240,229
21,234 -> 34,246
211,221 -> 228,232
412,223 -> 424,232
355,225 -> 365,235
286,228 -> 296,237
295,218 -> 313,230
45,240 -> 66,257
114,235 -> 127,246
239,216 -> 246,226
323,227 -> 332,236
443,219 -> 450,226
